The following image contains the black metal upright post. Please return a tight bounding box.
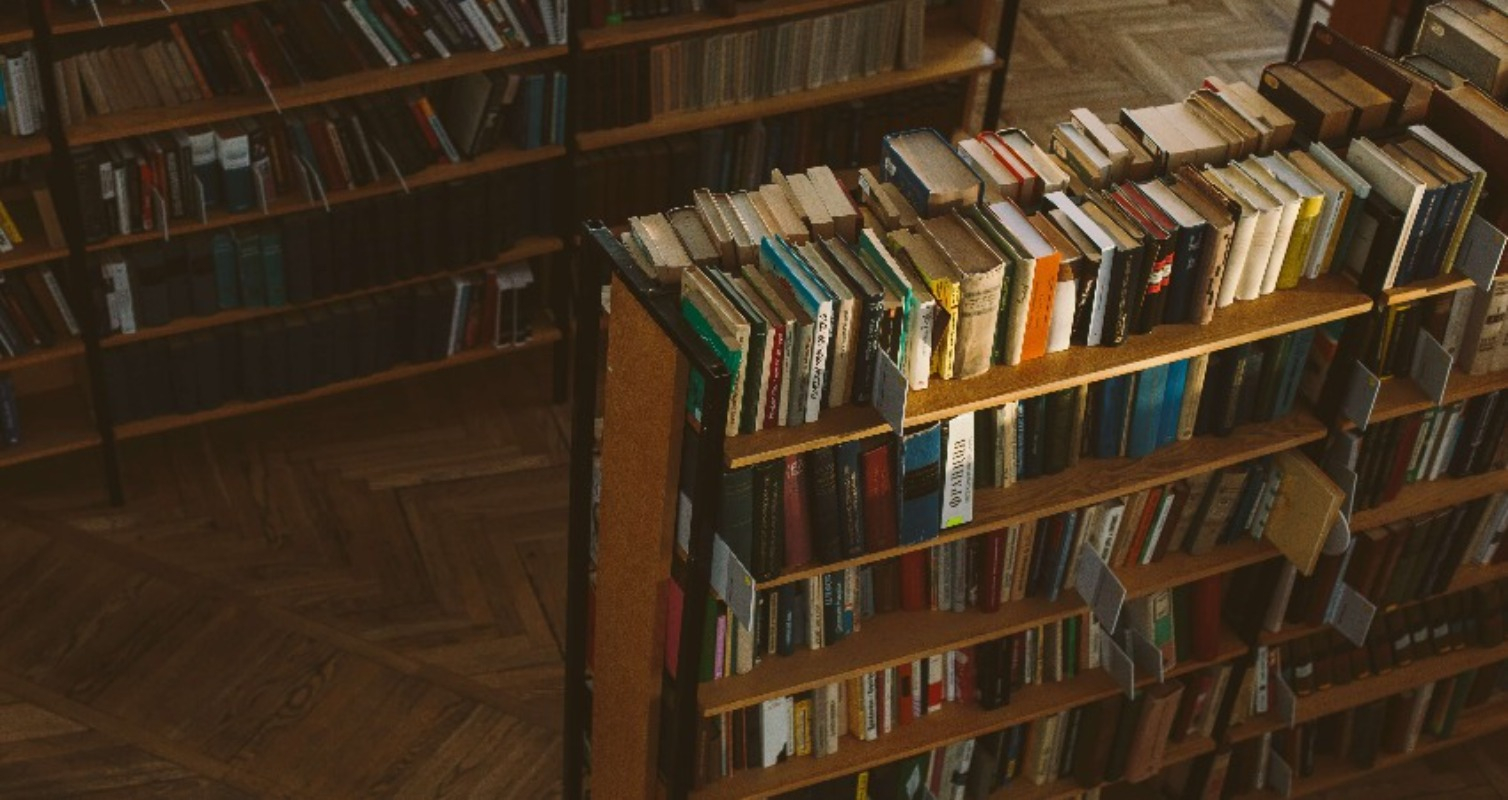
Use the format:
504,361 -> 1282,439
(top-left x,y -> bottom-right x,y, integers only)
25,0 -> 125,505
982,0 -> 1024,131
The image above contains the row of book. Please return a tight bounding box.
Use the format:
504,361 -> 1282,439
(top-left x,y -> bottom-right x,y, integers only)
100,265 -> 537,423
0,264 -> 80,361
1338,389 -> 1507,513
708,328 -> 1309,587
69,74 -> 564,244
50,1 -> 562,127
1350,282 -> 1508,381
577,0 -> 925,131
93,165 -> 553,336
766,663 -> 1236,799
1222,664 -> 1508,797
1351,492 -> 1508,609
1,46 -> 44,139
706,451 -> 1267,681
574,82 -> 968,224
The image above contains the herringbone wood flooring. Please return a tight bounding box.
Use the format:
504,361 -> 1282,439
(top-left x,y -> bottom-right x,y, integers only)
1,1 -> 1506,797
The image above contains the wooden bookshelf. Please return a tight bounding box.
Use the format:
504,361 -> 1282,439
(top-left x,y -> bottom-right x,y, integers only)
1367,365 -> 1508,427
0,339 -> 85,372
82,145 -> 566,254
1234,698 -> 1508,799
1350,467 -> 1508,532
758,414 -> 1314,590
48,0 -> 269,34
575,25 -> 999,152
575,0 -> 877,51
63,46 -> 569,147
0,388 -> 100,470
725,275 -> 1371,469
0,136 -> 49,165
0,240 -> 68,274
98,235 -> 564,348
691,630 -> 1248,800
1380,272 -> 1476,306
113,320 -> 561,440
1230,638 -> 1508,743
993,734 -> 1217,800
0,14 -> 32,45
702,539 -> 1271,716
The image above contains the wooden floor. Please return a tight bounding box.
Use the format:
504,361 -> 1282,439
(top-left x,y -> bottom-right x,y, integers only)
2,1 -> 1506,798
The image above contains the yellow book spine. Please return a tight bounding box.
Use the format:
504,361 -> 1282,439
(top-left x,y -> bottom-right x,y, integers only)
0,200 -> 21,246
927,278 -> 960,381
1278,195 -> 1324,289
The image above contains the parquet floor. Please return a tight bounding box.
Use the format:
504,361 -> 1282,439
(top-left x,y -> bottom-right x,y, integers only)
1,1 -> 1506,798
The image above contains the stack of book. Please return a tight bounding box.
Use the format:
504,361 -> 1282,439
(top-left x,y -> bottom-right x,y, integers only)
99,261 -> 539,424
94,164 -> 550,336
577,0 -> 926,131
574,82 -> 969,224
50,1 -> 560,129
0,45 -> 44,139
68,75 -> 564,245
0,264 -> 80,361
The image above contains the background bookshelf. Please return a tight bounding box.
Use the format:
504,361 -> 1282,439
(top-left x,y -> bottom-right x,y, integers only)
0,0 -> 574,503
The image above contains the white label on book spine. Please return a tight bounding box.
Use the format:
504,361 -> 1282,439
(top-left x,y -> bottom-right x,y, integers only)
940,412 -> 974,529
1457,216 -> 1507,291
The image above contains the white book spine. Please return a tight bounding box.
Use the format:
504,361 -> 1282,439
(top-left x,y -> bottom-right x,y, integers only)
343,1 -> 401,66
457,0 -> 506,52
1219,212 -> 1258,307
805,301 -> 833,422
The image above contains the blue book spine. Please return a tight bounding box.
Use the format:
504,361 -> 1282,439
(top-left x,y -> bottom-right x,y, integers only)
1276,328 -> 1316,418
211,233 -> 240,309
1159,360 -> 1188,449
1127,365 -> 1168,458
835,440 -> 866,557
899,423 -> 943,545
1097,375 -> 1130,459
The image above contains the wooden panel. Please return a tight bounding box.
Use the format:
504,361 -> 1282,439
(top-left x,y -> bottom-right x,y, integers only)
0,135 -> 48,165
84,146 -> 566,254
0,387 -> 100,470
726,275 -> 1372,469
114,323 -> 561,440
1350,468 -> 1508,532
758,411 -> 1325,590
592,277 -> 690,799
0,240 -> 68,273
691,630 -> 1248,800
0,14 -> 31,45
101,237 -> 564,348
576,25 -> 999,151
702,539 -> 1271,715
1382,273 -> 1475,306
0,339 -> 85,372
65,48 -> 569,146
576,0 -> 875,51
49,0 -> 266,34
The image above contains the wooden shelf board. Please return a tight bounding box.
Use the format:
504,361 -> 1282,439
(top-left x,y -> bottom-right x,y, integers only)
113,322 -> 560,440
1248,698 -> 1508,799
1350,468 -> 1508,532
0,240 -> 68,274
83,145 -> 566,254
0,388 -> 100,470
703,549 -> 1264,715
725,275 -> 1371,469
1443,367 -> 1508,407
692,631 -> 1248,800
49,0 -> 266,34
990,735 -> 1217,800
1366,367 -> 1508,428
1230,638 -> 1508,743
0,339 -> 85,371
64,46 -> 569,146
576,0 -> 875,51
100,236 -> 564,348
758,412 -> 1323,590
576,25 -> 998,152
1262,560 -> 1508,649
0,16 -> 32,46
0,136 -> 49,165
1381,272 -> 1474,306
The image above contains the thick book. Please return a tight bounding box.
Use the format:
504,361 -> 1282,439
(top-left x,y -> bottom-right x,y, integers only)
899,422 -> 943,546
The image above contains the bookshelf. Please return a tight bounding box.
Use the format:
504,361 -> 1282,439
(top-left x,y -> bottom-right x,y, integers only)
565,20 -> 1508,796
0,0 -> 574,502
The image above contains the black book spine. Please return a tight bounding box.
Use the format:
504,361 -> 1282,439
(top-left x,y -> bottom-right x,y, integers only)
751,460 -> 784,582
834,442 -> 864,558
805,448 -> 844,564
1042,388 -> 1075,476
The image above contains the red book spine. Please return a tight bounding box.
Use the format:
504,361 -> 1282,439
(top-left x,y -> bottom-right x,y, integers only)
861,443 -> 898,552
898,662 -> 915,725
957,646 -> 977,706
762,324 -> 785,429
980,531 -> 1004,613
1382,415 -> 1423,503
1190,575 -> 1223,662
782,455 -> 812,569
900,550 -> 928,612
